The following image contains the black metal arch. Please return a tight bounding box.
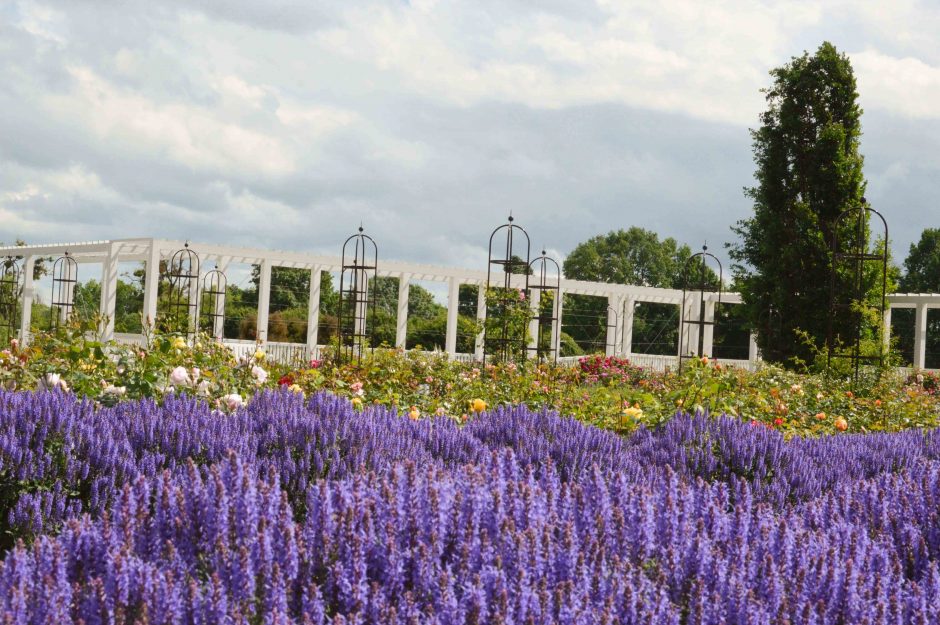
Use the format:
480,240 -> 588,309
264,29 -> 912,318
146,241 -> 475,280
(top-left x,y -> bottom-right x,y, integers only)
678,244 -> 723,372
200,265 -> 227,339
756,303 -> 782,361
826,199 -> 889,382
484,215 -> 531,364
0,258 -> 21,344
338,226 -> 377,363
50,252 -> 78,329
165,243 -> 200,340
527,250 -> 560,362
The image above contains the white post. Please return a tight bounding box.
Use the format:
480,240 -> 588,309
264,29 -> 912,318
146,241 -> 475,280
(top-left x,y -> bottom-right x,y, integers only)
142,241 -> 161,331
396,274 -> 410,349
914,303 -> 928,370
552,287 -> 564,357
621,297 -> 635,357
702,298 -> 716,358
749,331 -> 760,363
445,277 -> 459,356
527,287 -> 541,359
18,256 -> 36,343
99,243 -> 120,341
605,295 -> 620,356
256,259 -> 272,343
882,305 -> 892,354
306,266 -> 321,358
474,284 -> 486,360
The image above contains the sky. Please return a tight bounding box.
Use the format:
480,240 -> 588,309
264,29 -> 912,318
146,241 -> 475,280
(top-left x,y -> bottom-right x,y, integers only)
1,0 -> 939,286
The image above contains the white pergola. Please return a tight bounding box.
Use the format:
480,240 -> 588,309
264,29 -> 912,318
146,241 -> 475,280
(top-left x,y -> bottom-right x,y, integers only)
1,238 -> 936,369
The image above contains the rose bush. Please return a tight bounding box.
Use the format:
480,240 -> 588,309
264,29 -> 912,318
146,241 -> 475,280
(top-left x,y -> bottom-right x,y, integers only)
2,323 -> 940,436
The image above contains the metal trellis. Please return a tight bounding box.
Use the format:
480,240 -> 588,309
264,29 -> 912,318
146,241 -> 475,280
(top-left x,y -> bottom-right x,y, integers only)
826,199 -> 889,383
678,244 -> 722,372
527,250 -> 560,362
50,252 -> 78,329
484,215 -> 531,364
338,226 -> 377,364
0,258 -> 21,344
756,303 -> 782,361
200,265 -> 227,339
165,243 -> 201,340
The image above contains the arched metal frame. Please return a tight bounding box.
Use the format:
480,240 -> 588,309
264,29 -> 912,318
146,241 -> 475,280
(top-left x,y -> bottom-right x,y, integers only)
165,243 -> 201,340
338,227 -> 378,364
826,200 -> 889,382
756,304 -> 782,361
50,252 -> 79,329
678,245 -> 723,372
527,251 -> 561,362
200,265 -> 227,339
0,258 -> 21,344
484,216 -> 531,364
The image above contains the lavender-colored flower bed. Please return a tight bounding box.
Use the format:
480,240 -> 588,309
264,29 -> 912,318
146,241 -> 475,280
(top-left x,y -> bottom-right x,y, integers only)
2,391 -> 940,623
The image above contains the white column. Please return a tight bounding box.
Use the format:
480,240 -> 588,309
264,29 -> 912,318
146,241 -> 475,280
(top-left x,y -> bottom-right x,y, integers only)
142,241 -> 161,330
527,287 -> 541,359
882,306 -> 892,354
914,303 -> 928,370
306,266 -> 321,358
445,277 -> 459,356
256,259 -> 272,343
552,288 -> 564,357
396,274 -> 410,349
605,295 -> 620,357
749,331 -> 760,362
621,297 -> 635,357
680,293 -> 701,357
474,284 -> 486,360
98,243 -> 120,341
678,297 -> 689,357
702,298 -> 716,357
18,256 -> 36,343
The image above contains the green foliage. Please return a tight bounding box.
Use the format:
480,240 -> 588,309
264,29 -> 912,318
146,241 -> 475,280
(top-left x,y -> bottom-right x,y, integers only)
901,228 -> 940,292
730,41 -> 881,368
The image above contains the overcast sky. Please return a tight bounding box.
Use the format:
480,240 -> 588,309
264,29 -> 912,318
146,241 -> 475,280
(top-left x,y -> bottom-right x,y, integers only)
1,0 -> 939,281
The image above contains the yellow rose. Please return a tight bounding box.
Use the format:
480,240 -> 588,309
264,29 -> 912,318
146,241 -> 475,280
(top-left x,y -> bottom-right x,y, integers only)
408,406 -> 420,420
254,349 -> 266,361
622,406 -> 644,419
288,384 -> 303,394
470,398 -> 487,413
171,336 -> 187,350
351,397 -> 363,410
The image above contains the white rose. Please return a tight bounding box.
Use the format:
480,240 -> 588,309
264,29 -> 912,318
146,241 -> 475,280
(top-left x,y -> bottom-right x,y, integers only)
222,393 -> 244,411
40,373 -> 68,392
169,366 -> 190,387
196,380 -> 211,396
103,385 -> 126,396
251,365 -> 268,384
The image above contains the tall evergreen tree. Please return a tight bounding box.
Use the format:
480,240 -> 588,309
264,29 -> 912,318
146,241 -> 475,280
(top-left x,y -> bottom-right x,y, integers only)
729,41 -> 879,367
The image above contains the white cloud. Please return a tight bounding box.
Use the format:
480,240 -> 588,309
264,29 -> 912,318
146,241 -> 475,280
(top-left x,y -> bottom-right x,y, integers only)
54,66 -> 295,176
852,50 -> 940,118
